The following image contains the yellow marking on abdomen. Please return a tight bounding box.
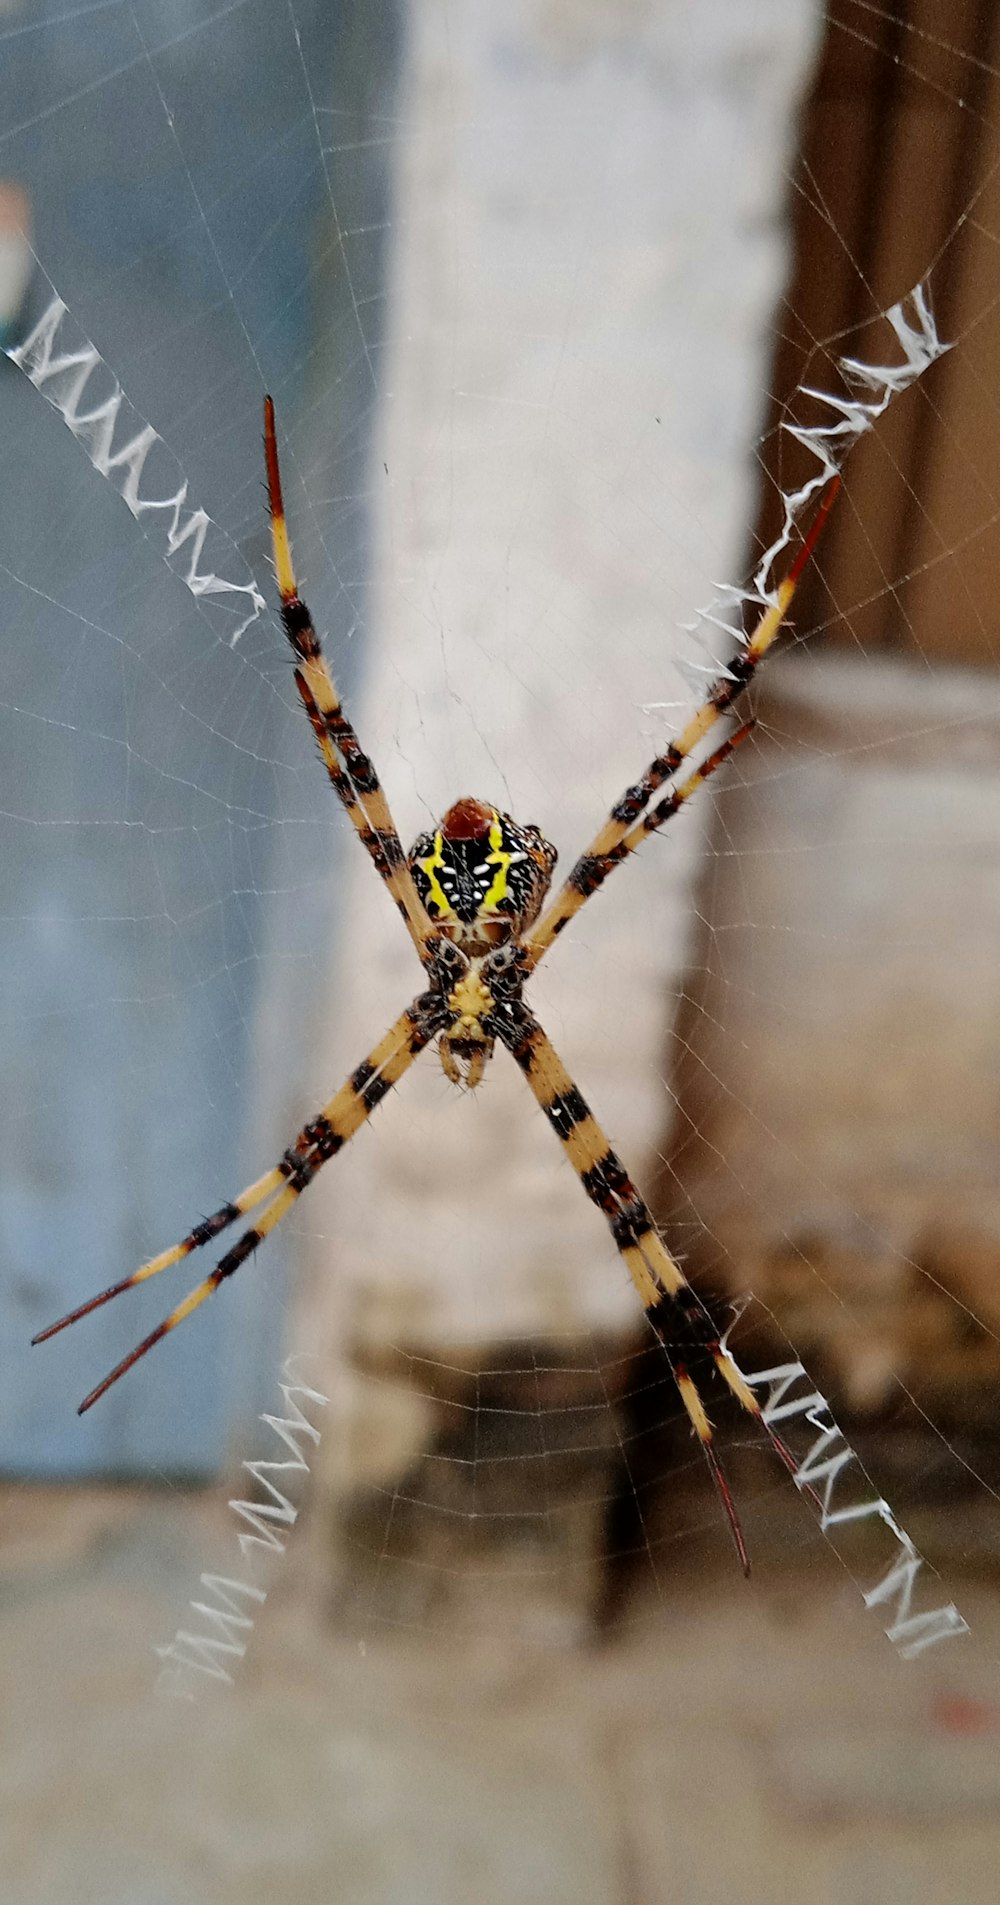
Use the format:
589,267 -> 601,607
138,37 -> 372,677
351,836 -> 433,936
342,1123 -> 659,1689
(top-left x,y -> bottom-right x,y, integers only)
481,813 -> 512,912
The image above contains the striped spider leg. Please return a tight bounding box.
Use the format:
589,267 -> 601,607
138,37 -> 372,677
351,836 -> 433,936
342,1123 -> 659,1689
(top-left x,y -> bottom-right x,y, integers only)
489,980 -> 811,1568
496,490 -> 843,1551
522,476 -> 841,971
263,397 -> 436,966
33,984 -> 456,1412
491,992 -> 758,1571
34,397 -> 451,1411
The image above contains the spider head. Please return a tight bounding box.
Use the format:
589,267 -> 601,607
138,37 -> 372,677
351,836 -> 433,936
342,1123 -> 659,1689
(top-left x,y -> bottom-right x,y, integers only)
409,798 -> 556,951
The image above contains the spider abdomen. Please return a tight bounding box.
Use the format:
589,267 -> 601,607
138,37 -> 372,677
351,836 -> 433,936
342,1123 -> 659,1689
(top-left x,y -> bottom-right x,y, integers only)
409,798 -> 556,951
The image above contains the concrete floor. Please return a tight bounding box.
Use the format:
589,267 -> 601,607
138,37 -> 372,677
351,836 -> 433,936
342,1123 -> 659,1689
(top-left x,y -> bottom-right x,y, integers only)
0,1484 -> 998,1904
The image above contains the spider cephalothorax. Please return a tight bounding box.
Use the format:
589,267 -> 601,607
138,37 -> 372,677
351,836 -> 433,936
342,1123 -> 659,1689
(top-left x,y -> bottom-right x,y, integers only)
35,395 -> 837,1575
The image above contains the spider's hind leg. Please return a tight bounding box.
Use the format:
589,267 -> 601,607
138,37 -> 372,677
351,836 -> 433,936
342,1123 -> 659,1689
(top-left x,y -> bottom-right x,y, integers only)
496,1001 -> 759,1573
34,993 -> 449,1412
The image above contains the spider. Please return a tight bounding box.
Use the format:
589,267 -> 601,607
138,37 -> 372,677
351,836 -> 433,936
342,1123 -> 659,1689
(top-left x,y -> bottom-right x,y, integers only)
35,398 -> 838,1572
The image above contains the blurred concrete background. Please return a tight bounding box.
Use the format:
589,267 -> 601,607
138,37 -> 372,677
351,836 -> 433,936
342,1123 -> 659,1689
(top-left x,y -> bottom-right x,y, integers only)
2,1478 -> 999,1905
1,0 -> 1000,1900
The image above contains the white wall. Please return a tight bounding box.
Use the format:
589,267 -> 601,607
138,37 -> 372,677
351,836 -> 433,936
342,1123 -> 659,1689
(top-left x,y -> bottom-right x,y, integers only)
297,0 -> 822,1492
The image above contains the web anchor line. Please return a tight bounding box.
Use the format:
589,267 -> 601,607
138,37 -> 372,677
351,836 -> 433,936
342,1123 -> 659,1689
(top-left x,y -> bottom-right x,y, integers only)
7,278 -> 266,647
154,1361 -> 328,1699
722,1317 -> 970,1661
665,277 -> 950,700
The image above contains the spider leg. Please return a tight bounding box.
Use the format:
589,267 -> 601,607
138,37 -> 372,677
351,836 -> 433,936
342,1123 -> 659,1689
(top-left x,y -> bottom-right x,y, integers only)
523,477 -> 840,968
35,991 -> 451,1412
31,1164 -> 289,1344
264,398 -> 434,963
530,720 -> 756,926
496,1001 -> 762,1574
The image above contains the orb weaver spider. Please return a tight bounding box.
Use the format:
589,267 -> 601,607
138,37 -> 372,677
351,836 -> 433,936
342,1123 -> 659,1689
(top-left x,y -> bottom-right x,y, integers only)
35,397 -> 838,1572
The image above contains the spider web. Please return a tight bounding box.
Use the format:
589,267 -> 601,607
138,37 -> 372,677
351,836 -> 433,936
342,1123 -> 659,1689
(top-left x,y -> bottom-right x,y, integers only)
2,0 -> 1000,1779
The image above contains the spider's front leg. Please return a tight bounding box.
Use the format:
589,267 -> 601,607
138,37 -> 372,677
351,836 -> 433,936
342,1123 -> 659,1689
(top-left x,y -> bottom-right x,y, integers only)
522,478 -> 840,969
264,398 -> 435,965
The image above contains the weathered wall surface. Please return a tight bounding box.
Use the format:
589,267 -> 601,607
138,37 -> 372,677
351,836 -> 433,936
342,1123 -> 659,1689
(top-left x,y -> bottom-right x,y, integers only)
294,0 -> 822,1515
